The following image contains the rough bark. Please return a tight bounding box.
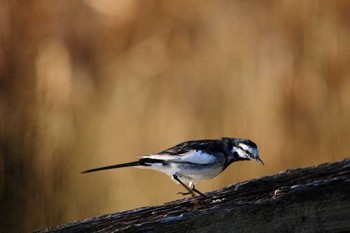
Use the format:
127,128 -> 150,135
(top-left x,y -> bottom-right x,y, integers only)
36,159 -> 350,233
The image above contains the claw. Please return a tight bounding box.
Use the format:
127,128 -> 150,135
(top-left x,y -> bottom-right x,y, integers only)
177,191 -> 191,196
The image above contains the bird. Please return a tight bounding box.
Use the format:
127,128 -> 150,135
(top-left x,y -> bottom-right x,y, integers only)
81,137 -> 263,199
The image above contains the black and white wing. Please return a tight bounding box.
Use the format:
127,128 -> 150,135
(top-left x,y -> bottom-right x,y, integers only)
141,139 -> 225,165
158,139 -> 219,155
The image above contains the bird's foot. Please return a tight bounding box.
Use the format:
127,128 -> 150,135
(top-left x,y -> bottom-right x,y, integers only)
177,191 -> 192,196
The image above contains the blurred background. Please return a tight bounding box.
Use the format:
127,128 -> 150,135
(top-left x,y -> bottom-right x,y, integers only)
1,0 -> 350,232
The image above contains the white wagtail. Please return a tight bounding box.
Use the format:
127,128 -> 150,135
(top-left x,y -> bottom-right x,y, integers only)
82,137 -> 263,199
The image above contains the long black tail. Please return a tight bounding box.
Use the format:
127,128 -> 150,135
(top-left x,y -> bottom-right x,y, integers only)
81,161 -> 140,174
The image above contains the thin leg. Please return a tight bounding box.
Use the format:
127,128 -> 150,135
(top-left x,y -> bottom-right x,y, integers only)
188,182 -> 206,197
192,185 -> 206,197
173,175 -> 197,200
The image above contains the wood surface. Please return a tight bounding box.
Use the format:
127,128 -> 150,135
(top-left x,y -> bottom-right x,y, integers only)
36,159 -> 350,233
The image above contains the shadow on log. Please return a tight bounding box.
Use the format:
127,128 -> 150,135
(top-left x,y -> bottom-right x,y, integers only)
37,159 -> 350,233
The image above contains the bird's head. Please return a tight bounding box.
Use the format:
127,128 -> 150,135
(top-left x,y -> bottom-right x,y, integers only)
222,137 -> 264,165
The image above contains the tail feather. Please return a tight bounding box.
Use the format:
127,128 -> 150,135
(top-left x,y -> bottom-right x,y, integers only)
81,161 -> 140,174
139,157 -> 166,166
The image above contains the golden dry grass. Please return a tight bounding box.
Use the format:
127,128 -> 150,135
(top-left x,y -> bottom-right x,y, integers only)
1,1 -> 350,232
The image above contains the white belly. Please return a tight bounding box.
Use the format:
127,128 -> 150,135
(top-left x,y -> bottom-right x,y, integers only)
139,150 -> 226,184
143,162 -> 224,184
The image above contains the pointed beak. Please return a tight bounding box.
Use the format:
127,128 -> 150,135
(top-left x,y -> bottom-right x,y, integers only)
256,157 -> 264,165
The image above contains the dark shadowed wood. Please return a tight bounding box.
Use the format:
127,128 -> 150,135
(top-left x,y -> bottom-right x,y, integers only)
36,159 -> 350,233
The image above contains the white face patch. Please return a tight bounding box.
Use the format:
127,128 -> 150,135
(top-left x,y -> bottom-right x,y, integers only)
231,143 -> 259,160
238,143 -> 259,158
231,147 -> 249,159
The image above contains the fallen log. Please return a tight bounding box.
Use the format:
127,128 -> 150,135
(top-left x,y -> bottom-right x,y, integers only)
36,159 -> 350,233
